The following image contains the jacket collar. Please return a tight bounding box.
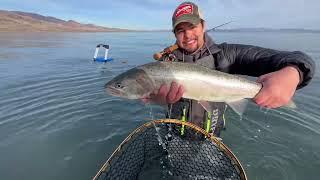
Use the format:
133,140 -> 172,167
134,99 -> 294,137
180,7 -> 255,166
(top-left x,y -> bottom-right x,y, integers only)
203,32 -> 221,54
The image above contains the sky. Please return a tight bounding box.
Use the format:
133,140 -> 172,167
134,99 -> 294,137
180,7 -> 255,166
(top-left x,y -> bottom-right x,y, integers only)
1,0 -> 320,30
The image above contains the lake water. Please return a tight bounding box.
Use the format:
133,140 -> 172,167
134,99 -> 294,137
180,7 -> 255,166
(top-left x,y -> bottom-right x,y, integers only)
0,31 -> 319,180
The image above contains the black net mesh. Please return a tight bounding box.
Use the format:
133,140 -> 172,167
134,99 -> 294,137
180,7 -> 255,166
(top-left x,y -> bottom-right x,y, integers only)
94,119 -> 246,180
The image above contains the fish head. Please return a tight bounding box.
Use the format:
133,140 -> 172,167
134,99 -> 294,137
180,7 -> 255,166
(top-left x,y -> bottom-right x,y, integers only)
105,68 -> 154,99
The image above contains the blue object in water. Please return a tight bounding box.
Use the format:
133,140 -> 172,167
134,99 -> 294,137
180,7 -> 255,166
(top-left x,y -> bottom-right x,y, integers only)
93,44 -> 113,63
94,57 -> 113,62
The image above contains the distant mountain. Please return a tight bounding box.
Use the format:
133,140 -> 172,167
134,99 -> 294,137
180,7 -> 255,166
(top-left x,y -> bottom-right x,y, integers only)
0,10 -> 131,32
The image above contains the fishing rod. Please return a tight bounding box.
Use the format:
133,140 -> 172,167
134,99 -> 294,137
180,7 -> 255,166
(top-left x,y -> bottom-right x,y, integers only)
153,21 -> 233,60
206,21 -> 233,32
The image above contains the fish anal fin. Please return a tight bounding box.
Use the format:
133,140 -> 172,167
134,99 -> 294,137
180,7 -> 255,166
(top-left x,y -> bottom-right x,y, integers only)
226,99 -> 249,116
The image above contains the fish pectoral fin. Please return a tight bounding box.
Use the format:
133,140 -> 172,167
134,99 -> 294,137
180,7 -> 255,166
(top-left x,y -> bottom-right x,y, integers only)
198,101 -> 214,112
226,99 -> 249,116
284,100 -> 297,109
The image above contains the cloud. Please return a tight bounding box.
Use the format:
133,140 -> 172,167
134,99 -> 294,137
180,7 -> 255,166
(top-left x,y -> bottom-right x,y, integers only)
1,0 -> 319,29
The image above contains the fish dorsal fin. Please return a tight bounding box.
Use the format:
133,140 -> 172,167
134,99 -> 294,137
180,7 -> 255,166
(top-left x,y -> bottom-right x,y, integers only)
226,99 -> 249,116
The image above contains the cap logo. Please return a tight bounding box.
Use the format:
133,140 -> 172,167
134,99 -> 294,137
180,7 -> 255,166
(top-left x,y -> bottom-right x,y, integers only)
175,4 -> 193,18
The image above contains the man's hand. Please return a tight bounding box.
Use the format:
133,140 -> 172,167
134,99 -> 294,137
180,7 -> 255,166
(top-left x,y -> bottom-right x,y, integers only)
254,66 -> 300,108
142,82 -> 184,105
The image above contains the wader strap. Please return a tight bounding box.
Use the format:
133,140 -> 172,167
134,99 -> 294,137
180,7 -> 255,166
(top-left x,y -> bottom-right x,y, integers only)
205,111 -> 212,133
180,105 -> 187,135
204,109 -> 220,134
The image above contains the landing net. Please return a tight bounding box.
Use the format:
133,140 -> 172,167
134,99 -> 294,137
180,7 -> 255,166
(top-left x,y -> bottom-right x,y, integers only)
93,119 -> 247,180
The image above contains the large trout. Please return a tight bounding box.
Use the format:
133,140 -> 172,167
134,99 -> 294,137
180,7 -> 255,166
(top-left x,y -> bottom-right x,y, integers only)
105,61 -> 293,114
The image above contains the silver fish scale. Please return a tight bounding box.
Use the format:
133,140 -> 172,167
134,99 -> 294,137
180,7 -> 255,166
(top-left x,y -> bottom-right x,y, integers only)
137,61 -> 261,101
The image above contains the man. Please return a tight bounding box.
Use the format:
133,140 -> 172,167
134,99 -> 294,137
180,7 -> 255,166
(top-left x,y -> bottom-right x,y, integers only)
148,2 -> 315,137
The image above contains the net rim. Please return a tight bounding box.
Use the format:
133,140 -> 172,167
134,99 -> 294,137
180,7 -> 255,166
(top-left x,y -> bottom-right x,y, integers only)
93,119 -> 247,180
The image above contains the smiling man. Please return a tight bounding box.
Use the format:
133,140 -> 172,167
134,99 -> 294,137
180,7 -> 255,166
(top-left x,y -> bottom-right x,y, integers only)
173,2 -> 205,53
149,1 -> 315,137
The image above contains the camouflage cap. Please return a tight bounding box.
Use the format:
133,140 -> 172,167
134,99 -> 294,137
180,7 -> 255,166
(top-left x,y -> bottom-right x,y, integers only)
172,2 -> 204,31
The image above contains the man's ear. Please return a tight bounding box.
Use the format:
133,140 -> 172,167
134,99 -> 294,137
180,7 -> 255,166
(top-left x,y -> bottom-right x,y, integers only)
202,20 -> 206,32
173,32 -> 178,38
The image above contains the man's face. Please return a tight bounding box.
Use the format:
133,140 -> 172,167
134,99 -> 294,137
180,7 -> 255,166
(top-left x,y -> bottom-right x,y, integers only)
174,21 -> 205,53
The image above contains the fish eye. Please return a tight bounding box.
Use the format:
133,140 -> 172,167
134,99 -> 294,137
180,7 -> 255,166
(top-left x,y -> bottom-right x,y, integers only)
115,83 -> 124,89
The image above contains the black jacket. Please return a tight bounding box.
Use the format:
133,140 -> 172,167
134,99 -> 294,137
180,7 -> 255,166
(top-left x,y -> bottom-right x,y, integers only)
163,32 -> 315,136
171,33 -> 315,89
